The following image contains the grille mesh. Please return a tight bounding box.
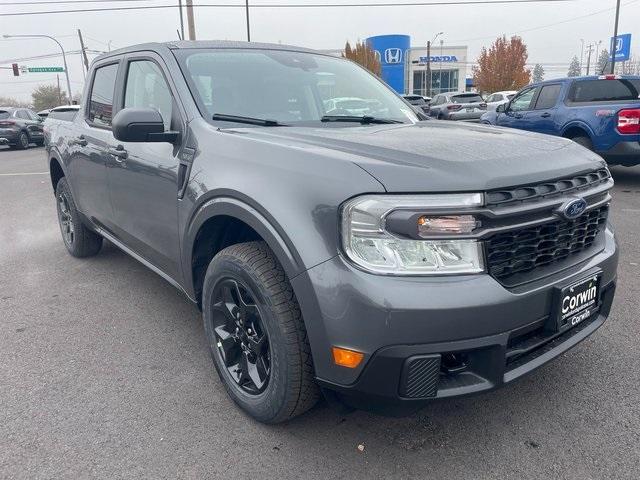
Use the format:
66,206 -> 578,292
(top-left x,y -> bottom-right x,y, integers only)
485,169 -> 610,207
401,356 -> 440,398
487,205 -> 609,281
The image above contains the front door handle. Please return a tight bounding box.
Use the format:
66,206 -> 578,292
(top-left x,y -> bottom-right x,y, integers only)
540,112 -> 551,118
73,135 -> 87,147
108,145 -> 128,162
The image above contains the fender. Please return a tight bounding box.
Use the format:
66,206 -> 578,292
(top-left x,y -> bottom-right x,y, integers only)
181,194 -> 306,299
561,120 -> 596,140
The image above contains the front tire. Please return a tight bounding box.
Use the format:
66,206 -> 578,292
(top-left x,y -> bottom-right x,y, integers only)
55,177 -> 103,257
202,241 -> 319,423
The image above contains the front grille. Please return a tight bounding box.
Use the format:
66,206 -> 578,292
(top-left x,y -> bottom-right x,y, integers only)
485,168 -> 610,207
487,205 -> 609,281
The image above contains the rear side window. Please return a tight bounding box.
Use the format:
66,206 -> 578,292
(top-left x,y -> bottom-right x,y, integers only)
88,63 -> 119,127
568,79 -> 640,103
452,94 -> 483,103
48,109 -> 78,121
535,84 -> 562,109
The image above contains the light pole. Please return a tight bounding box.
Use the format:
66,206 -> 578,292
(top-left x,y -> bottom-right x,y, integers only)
579,39 -> 584,75
245,0 -> 251,42
439,39 -> 444,93
611,0 -> 621,74
3,34 -> 72,104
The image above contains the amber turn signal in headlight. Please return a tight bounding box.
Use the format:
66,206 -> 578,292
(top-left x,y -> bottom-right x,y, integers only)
417,215 -> 478,236
332,347 -> 364,368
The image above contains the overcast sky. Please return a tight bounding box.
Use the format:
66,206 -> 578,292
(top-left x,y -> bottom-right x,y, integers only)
1,0 -> 638,102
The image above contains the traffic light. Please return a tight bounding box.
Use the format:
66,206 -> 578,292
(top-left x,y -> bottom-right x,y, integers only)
12,63 -> 19,76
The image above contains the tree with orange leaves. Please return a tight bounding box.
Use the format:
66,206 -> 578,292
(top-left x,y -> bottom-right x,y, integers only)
473,36 -> 531,93
343,40 -> 381,76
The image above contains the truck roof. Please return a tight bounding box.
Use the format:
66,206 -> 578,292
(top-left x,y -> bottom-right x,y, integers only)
95,40 -> 322,63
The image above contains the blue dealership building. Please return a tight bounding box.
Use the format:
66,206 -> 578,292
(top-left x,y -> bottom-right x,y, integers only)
365,34 -> 469,96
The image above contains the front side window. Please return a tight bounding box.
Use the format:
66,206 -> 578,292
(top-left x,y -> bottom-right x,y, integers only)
509,88 -> 537,112
535,84 -> 562,110
175,49 -> 418,125
88,63 -> 118,127
124,60 -> 173,130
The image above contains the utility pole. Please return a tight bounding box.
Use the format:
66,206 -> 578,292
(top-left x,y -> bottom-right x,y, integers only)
611,0 -> 621,74
186,0 -> 196,40
579,39 -> 584,75
56,75 -> 62,105
178,0 -> 185,40
245,0 -> 251,42
77,29 -> 89,74
585,44 -> 594,75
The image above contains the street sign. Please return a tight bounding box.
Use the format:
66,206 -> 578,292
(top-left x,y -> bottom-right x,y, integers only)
610,33 -> 632,62
27,66 -> 65,73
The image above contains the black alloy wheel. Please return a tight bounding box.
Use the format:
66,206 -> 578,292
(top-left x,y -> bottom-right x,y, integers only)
211,278 -> 271,395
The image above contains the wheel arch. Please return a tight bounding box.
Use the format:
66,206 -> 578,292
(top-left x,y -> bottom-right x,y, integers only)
183,196 -> 305,306
561,121 -> 594,141
49,155 -> 66,192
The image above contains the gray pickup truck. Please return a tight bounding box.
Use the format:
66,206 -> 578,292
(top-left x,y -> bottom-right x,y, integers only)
47,41 -> 618,423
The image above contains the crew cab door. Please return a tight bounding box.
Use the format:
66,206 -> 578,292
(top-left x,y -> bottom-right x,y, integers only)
526,83 -> 563,136
497,86 -> 538,130
105,53 -> 185,280
67,60 -> 120,225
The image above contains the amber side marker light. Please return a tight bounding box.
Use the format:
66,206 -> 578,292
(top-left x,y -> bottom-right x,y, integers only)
332,347 -> 364,368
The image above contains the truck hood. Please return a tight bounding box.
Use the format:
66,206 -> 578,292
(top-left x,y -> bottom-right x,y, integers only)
235,121 -> 607,192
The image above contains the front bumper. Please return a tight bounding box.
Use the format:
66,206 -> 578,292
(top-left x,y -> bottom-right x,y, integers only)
292,228 -> 618,414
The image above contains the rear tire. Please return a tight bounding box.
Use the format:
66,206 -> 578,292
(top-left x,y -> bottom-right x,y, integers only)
16,131 -> 29,150
202,241 -> 319,423
571,135 -> 594,151
55,177 -> 103,257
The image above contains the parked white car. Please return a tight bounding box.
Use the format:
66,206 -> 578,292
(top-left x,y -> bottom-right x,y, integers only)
484,91 -> 517,111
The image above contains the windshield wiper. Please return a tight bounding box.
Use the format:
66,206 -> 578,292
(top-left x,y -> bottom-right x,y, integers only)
212,113 -> 288,126
320,115 -> 404,124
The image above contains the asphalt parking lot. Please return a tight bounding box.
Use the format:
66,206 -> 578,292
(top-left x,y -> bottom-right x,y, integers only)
1,146 -> 639,479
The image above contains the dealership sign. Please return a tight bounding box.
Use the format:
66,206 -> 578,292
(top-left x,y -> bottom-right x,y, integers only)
610,33 -> 631,62
418,55 -> 459,64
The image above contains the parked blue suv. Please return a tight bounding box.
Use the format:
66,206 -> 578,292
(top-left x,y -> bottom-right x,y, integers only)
480,75 -> 640,166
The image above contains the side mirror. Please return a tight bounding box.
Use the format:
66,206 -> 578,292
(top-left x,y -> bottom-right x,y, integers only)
496,104 -> 506,113
112,107 -> 179,143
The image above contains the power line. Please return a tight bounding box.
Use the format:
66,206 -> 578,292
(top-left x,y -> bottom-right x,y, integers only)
0,0 -> 577,16
450,0 -> 639,43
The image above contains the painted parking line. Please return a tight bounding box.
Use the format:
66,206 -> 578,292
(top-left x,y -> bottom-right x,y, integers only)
0,172 -> 48,176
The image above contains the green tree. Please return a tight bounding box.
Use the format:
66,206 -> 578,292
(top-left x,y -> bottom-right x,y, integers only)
567,55 -> 581,77
532,64 -> 545,83
343,40 -> 381,76
596,49 -> 610,74
31,84 -> 68,111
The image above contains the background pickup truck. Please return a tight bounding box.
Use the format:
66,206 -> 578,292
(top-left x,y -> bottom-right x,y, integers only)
480,75 -> 640,166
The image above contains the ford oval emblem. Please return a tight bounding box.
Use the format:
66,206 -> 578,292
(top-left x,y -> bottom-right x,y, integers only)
560,198 -> 588,220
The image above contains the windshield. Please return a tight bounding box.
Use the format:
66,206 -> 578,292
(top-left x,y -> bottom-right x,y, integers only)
175,49 -> 418,125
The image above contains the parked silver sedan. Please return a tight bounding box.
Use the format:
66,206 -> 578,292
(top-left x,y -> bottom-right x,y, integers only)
428,92 -> 487,121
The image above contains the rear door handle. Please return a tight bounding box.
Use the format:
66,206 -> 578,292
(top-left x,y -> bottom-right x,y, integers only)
108,145 -> 128,161
540,112 -> 551,118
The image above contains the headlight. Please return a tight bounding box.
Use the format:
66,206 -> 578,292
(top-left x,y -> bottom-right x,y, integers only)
340,194 -> 485,275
